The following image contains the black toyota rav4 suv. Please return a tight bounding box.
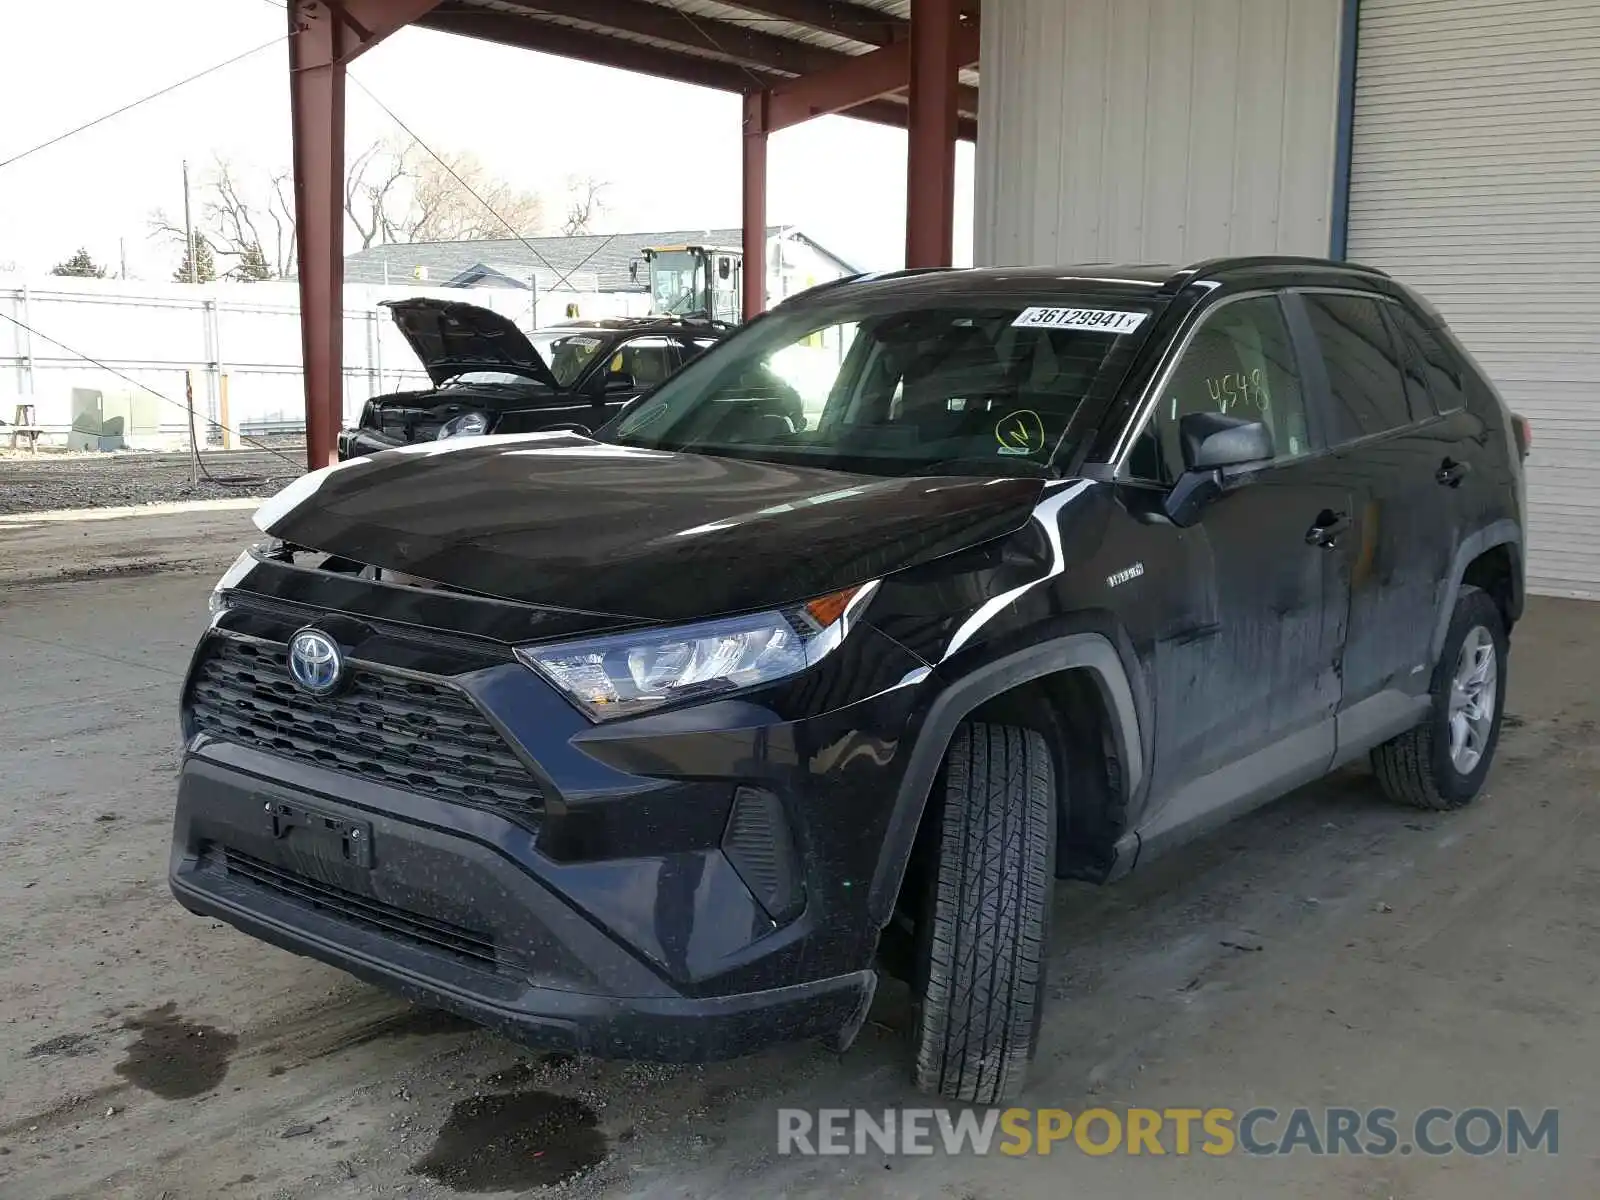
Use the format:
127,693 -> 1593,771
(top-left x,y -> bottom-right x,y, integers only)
172,257 -> 1528,1103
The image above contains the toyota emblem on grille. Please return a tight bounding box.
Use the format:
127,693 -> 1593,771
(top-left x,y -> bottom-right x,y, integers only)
287,627 -> 345,695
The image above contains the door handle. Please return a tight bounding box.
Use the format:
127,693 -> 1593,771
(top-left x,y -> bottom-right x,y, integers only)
1305,510 -> 1352,549
1436,458 -> 1471,487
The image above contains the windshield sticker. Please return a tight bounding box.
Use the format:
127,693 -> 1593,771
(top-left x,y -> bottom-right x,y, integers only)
565,336 -> 602,348
1011,307 -> 1146,334
995,409 -> 1046,456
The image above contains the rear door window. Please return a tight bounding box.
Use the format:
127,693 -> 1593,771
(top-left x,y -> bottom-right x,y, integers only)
1301,293 -> 1414,443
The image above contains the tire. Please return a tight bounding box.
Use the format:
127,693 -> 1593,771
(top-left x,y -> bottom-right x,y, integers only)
1371,586 -> 1508,810
911,722 -> 1056,1104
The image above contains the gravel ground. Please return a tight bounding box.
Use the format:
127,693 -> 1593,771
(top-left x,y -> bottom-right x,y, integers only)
0,447 -> 305,515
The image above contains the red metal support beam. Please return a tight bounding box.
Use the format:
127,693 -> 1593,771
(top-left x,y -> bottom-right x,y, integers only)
487,0 -> 978,119
742,92 -> 769,321
424,9 -> 977,138
905,0 -> 963,268
763,21 -> 976,134
289,0 -> 438,469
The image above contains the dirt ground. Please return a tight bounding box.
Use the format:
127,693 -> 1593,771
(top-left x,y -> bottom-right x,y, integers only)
2,505 -> 1598,1200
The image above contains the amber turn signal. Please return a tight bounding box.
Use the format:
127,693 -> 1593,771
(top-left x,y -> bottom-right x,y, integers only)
803,585 -> 862,629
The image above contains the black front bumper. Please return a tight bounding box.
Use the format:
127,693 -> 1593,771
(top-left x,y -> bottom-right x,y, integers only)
170,753 -> 875,1061
173,569 -> 934,1063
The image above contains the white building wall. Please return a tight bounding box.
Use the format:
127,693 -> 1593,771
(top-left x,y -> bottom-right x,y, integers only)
975,0 -> 1344,267
770,235 -> 851,306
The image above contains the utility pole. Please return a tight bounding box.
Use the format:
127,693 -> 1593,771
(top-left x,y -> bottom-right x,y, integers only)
182,159 -> 197,283
119,237 -> 127,280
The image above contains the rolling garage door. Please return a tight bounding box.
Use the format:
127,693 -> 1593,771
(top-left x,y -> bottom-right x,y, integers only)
1347,0 -> 1600,597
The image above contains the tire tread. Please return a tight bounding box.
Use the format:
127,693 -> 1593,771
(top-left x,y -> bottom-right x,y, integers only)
1371,587 -> 1505,811
913,722 -> 1054,1104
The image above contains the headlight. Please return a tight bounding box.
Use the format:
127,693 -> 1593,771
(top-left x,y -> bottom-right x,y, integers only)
516,583 -> 877,721
437,411 -> 490,439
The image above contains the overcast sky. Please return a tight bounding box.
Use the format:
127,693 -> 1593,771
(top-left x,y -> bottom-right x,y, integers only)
0,0 -> 974,280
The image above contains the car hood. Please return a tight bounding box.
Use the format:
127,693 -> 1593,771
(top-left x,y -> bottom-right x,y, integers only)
255,434 -> 1048,624
382,298 -> 562,390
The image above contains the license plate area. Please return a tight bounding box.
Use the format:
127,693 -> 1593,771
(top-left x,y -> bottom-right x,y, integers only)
266,801 -> 373,869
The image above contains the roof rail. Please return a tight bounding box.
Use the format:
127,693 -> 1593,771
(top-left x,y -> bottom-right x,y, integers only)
774,265 -> 963,307
769,272 -> 867,307
1168,255 -> 1391,289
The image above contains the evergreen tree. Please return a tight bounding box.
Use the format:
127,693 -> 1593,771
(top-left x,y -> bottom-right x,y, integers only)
231,243 -> 272,282
173,235 -> 217,283
49,248 -> 108,278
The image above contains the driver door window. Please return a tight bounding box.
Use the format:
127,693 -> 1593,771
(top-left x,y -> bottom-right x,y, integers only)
1129,295 -> 1312,483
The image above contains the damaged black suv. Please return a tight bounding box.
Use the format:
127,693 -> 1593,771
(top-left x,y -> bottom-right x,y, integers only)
172,257 -> 1528,1103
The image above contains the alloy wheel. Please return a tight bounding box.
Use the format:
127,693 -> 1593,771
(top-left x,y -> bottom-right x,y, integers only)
1447,625 -> 1497,775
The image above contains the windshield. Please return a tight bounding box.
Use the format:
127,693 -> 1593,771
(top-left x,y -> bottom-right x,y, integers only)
606,295 -> 1152,476
650,250 -> 707,315
527,330 -> 607,387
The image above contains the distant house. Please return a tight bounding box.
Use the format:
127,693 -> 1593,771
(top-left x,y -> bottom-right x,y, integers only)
342,226 -> 860,308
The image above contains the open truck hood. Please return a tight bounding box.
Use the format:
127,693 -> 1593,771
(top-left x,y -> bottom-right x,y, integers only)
382,298 -> 562,390
255,434 -> 1048,624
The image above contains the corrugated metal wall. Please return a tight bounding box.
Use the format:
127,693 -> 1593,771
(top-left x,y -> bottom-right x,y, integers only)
974,0 -> 1343,267
1346,0 -> 1600,599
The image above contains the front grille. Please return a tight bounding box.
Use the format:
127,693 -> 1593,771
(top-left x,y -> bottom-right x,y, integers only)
218,847 -> 498,968
188,636 -> 544,828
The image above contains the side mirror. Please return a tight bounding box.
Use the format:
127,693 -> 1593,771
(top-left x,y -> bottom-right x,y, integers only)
1163,412 -> 1274,527
605,371 -> 637,394
1180,411 -> 1274,470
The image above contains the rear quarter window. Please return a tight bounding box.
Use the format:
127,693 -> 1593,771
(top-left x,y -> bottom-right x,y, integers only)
1301,293 -> 1415,443
1393,307 -> 1469,414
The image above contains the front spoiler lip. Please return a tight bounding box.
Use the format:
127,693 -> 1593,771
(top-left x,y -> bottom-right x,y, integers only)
169,870 -> 876,1062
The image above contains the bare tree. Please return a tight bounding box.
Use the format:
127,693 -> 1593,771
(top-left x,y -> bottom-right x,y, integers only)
395,146 -> 546,242
344,138 -> 413,250
560,175 -> 610,236
205,160 -> 273,279
148,143 -> 549,280
266,169 -> 297,279
150,156 -> 277,281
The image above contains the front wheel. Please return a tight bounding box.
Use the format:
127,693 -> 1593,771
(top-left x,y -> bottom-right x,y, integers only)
911,722 -> 1056,1104
1372,586 -> 1508,810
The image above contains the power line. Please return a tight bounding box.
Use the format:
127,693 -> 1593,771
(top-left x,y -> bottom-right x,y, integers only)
0,35 -> 289,173
0,309 -> 305,480
346,73 -> 624,303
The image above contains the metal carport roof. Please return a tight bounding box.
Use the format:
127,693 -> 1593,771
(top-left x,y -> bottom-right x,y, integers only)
285,0 -> 979,466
